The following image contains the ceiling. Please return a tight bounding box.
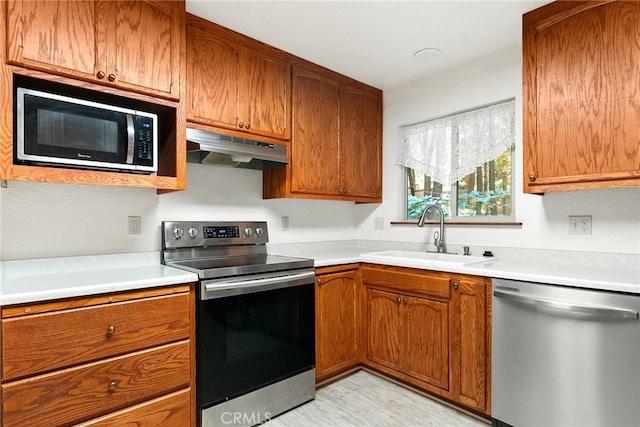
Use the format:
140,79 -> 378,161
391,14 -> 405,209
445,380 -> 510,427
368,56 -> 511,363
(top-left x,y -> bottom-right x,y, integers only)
185,0 -> 551,91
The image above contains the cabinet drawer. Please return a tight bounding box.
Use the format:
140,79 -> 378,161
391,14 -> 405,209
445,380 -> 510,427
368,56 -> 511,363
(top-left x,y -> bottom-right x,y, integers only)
362,265 -> 451,299
1,341 -> 190,427
75,389 -> 191,427
2,293 -> 190,380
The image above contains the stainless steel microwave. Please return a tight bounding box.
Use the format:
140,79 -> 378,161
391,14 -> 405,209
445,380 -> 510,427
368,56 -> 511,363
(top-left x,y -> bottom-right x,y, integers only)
16,87 -> 158,174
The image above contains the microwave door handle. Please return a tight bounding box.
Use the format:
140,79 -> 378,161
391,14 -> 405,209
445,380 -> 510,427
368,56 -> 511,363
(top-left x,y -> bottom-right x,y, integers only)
126,114 -> 134,164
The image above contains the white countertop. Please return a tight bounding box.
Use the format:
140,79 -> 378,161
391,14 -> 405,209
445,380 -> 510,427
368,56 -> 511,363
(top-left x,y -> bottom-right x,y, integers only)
278,246 -> 639,295
0,253 -> 198,306
358,255 -> 639,295
1,246 -> 638,306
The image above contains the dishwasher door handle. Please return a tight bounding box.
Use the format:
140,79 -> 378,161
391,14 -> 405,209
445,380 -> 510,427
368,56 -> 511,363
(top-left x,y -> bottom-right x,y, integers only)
494,289 -> 639,320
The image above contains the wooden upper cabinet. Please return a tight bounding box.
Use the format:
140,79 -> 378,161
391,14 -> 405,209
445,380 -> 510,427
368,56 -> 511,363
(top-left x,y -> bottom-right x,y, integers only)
6,0 -> 98,77
263,62 -> 383,203
290,65 -> 341,195
6,0 -> 183,100
187,14 -> 292,141
340,83 -> 382,199
523,0 -> 640,193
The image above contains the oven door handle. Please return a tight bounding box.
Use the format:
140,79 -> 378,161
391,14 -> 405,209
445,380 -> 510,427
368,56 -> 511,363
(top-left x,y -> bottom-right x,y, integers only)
203,270 -> 315,298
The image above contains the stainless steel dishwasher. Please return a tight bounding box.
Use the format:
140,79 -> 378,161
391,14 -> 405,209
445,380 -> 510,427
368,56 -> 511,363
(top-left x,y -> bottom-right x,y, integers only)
492,278 -> 640,427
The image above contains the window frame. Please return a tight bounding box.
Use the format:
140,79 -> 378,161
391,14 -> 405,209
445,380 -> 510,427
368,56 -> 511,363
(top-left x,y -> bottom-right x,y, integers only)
402,101 -> 516,223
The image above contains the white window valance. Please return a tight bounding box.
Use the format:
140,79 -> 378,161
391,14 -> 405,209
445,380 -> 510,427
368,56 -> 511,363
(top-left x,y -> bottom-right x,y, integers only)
396,99 -> 515,186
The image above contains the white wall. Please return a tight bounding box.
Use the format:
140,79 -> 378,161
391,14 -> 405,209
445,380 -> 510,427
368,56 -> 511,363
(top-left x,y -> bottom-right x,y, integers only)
0,164 -> 357,260
2,43 -> 638,260
356,44 -> 640,255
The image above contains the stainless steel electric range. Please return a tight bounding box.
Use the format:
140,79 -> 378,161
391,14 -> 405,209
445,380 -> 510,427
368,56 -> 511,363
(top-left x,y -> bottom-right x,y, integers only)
161,221 -> 316,427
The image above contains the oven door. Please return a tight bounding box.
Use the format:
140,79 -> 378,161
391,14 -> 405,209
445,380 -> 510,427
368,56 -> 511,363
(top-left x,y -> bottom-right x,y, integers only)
197,269 -> 316,410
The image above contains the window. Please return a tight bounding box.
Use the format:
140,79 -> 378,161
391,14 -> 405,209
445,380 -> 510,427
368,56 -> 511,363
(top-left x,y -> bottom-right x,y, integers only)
398,99 -> 515,221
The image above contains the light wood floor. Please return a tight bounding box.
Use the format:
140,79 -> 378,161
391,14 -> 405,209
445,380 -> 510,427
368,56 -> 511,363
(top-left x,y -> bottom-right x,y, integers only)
265,370 -> 490,426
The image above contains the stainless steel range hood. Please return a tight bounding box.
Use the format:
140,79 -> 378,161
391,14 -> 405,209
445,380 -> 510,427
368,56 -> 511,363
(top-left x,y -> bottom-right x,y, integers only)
186,128 -> 289,170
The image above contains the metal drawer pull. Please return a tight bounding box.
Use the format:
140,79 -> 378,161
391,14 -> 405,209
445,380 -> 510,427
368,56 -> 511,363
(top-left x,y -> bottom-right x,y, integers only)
108,381 -> 117,391
106,326 -> 116,335
494,290 -> 639,320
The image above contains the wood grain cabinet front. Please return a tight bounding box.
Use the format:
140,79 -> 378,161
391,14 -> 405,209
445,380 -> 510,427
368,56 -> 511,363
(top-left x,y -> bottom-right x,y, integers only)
315,265 -> 361,382
361,264 -> 491,416
187,14 -> 292,141
365,279 -> 450,391
0,0 -> 187,191
0,284 -> 195,427
6,0 -> 184,100
263,62 -> 382,203
523,0 -> 640,193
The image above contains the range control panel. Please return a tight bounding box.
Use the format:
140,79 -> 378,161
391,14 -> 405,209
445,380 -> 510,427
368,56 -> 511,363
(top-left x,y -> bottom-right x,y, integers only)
162,221 -> 268,249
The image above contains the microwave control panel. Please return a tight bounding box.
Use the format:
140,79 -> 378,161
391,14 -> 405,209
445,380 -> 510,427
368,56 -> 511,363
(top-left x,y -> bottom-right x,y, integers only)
134,116 -> 154,166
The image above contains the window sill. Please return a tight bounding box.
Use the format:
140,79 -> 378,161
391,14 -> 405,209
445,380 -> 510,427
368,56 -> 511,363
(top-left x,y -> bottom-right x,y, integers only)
391,220 -> 522,227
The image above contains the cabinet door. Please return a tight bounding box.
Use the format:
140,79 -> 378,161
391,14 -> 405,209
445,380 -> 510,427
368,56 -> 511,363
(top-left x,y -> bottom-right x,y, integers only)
404,296 -> 449,390
524,1 -> 640,192
290,66 -> 341,195
105,0 -> 182,99
187,22 -> 242,130
340,84 -> 382,200
6,0 -> 99,79
243,48 -> 291,140
453,278 -> 487,412
315,270 -> 359,380
366,288 -> 402,372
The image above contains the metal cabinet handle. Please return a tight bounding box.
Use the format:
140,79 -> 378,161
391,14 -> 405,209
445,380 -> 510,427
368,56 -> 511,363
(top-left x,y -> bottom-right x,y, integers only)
528,174 -> 536,182
396,297 -> 401,304
317,278 -> 323,285
107,73 -> 117,82
96,71 -> 106,79
403,298 -> 408,304
245,123 -> 251,130
238,122 -> 245,129
108,381 -> 117,391
106,326 -> 116,335
494,290 -> 639,320
453,282 -> 459,290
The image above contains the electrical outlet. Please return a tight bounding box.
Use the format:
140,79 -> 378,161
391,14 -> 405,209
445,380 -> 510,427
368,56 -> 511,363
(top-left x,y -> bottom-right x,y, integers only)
568,215 -> 592,235
281,216 -> 290,231
374,217 -> 384,230
127,216 -> 141,235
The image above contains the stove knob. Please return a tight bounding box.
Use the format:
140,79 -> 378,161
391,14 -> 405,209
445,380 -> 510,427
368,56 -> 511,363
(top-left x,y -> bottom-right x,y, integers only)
255,227 -> 264,236
244,227 -> 254,237
188,227 -> 198,239
172,227 -> 184,240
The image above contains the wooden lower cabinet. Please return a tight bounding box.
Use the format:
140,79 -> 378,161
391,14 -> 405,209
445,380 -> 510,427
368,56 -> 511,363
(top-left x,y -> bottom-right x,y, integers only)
367,289 -> 449,390
362,264 -> 491,416
314,265 -> 362,382
0,284 -> 195,427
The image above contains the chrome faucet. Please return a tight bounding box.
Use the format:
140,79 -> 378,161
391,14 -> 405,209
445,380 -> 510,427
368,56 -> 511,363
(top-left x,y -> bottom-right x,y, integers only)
417,204 -> 447,253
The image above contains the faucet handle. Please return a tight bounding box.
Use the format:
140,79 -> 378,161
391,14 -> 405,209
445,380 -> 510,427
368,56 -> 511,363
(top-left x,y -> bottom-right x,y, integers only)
463,246 -> 470,256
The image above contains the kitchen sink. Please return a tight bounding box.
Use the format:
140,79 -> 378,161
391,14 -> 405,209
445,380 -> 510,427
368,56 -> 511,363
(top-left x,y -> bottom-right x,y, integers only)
360,250 -> 493,269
